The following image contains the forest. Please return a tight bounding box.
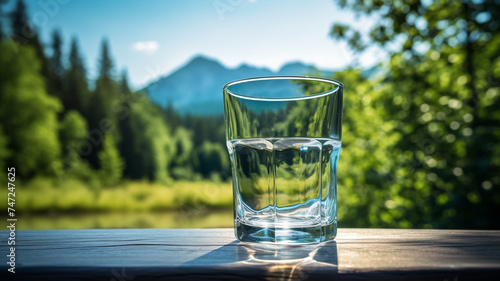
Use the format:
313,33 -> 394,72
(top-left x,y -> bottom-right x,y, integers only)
0,0 -> 499,229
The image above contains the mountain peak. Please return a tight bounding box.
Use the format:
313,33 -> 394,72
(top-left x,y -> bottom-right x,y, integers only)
145,55 -> 334,115
235,62 -> 273,74
278,61 -> 314,75
236,62 -> 252,70
279,61 -> 308,69
187,54 -> 221,66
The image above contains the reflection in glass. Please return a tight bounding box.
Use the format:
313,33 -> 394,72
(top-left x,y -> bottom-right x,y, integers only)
224,77 -> 343,243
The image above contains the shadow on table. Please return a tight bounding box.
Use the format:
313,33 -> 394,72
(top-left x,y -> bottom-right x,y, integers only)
182,240 -> 337,280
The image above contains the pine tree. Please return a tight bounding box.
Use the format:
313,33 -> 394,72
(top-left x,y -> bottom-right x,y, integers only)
120,70 -> 130,95
85,39 -> 121,168
117,71 -> 137,179
94,38 -> 120,139
0,0 -> 8,40
51,30 -> 64,77
49,29 -> 64,102
164,103 -> 182,131
99,38 -> 113,80
10,0 -> 27,37
64,37 -> 90,115
31,33 -> 54,90
69,37 -> 86,77
10,0 -> 34,43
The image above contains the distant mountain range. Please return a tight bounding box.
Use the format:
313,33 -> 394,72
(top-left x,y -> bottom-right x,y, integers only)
144,55 -> 337,115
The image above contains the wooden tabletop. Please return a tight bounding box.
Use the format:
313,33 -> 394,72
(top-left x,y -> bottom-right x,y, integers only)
1,228 -> 500,280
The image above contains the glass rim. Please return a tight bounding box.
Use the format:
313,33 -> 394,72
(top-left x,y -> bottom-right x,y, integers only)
223,76 -> 343,102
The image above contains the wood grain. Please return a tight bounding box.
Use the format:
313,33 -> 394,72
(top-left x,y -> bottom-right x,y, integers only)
1,228 -> 500,280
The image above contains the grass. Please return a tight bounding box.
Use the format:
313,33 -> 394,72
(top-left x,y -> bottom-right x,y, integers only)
4,177 -> 233,213
14,210 -> 234,230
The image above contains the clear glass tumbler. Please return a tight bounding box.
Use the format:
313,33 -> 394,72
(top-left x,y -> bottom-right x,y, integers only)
223,76 -> 343,244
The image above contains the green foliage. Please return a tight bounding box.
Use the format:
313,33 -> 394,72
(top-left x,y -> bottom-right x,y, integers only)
0,1 -> 232,224
17,210 -> 233,230
0,124 -> 9,171
59,110 -> 88,149
56,110 -> 96,182
183,114 -> 226,146
172,127 -> 194,166
333,69 -> 401,227
333,0 -> 499,54
331,0 -> 500,228
9,0 -> 54,96
50,30 -> 64,77
0,0 -> 497,231
98,134 -> 124,186
48,29 -> 64,100
85,39 -> 121,168
10,0 -> 30,38
169,113 -> 228,180
126,98 -> 175,183
0,0 -> 6,39
98,38 -> 114,79
164,103 -> 183,131
330,23 -> 365,52
194,141 -> 229,178
64,38 -> 90,115
4,178 -> 232,213
0,43 -> 62,177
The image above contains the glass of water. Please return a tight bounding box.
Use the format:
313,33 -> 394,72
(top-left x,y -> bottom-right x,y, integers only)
224,76 -> 343,244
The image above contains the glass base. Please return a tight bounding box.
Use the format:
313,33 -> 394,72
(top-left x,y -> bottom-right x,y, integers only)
235,219 -> 337,244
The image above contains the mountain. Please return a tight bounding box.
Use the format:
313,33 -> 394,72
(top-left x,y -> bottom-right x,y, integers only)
144,55 -> 336,115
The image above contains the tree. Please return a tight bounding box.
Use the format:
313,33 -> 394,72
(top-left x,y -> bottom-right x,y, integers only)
64,37 -> 90,115
194,141 -> 229,179
331,0 -> 500,228
0,124 -> 9,172
51,30 -> 64,77
49,29 -> 64,102
0,42 -> 62,177
330,68 -> 401,227
93,39 -> 119,136
99,38 -> 113,80
59,111 -> 88,154
127,99 -> 175,183
169,127 -> 196,180
331,0 -> 499,107
172,127 -> 194,166
69,37 -> 86,78
58,110 -> 94,181
0,0 -> 8,40
164,103 -> 182,131
119,69 -> 130,96
98,134 -> 124,186
86,39 -> 121,168
10,0 -> 32,42
117,71 -> 138,179
10,1 -> 54,99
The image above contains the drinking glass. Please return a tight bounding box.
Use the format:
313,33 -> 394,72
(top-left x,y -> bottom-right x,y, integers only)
223,76 -> 343,244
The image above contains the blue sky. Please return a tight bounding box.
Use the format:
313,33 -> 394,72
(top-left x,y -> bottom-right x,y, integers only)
10,0 -> 383,88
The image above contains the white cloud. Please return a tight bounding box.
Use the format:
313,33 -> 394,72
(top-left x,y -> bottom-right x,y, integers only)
132,41 -> 159,53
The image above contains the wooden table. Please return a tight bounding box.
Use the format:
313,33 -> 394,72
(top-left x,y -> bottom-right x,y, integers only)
1,228 -> 500,280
